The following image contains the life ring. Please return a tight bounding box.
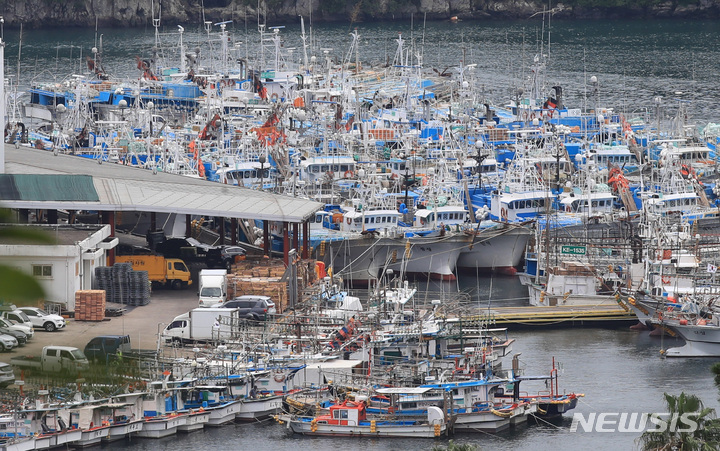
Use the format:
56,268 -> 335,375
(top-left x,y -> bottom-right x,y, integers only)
344,170 -> 354,178
270,93 -> 279,102
529,113 -> 536,120
421,176 -> 428,186
347,217 -> 352,225
662,276 -> 671,284
273,371 -> 285,383
500,207 -> 508,221
390,173 -> 399,180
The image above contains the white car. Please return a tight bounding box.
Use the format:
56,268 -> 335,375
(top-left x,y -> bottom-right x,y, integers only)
0,317 -> 33,340
18,307 -> 66,332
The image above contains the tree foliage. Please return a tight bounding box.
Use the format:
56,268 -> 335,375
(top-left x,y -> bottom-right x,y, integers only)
638,392 -> 720,451
0,209 -> 54,305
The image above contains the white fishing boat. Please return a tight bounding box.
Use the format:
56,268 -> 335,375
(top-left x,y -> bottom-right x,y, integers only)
236,393 -> 284,422
67,405 -> 111,447
136,389 -> 187,438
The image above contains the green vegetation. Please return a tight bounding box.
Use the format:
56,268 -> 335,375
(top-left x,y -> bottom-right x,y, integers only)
712,362 -> 720,386
638,392 -> 720,451
0,208 -> 54,305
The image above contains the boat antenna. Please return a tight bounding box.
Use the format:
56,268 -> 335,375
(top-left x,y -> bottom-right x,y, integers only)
16,22 -> 21,88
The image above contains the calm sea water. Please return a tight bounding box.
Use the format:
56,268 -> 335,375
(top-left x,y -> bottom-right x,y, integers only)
7,19 -> 720,450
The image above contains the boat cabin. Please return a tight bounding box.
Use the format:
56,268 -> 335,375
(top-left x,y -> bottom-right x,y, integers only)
299,156 -> 357,184
414,206 -> 468,228
215,164 -> 271,188
492,190 -> 550,222
316,400 -> 367,425
585,143 -> 638,169
644,192 -> 699,215
559,192 -> 616,214
341,209 -> 401,233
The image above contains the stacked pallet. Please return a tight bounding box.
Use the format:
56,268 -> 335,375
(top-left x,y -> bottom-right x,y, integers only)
75,290 -> 106,321
226,258 -> 320,311
93,264 -> 151,306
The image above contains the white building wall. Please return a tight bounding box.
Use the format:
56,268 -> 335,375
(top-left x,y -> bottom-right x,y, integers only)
0,225 -> 114,311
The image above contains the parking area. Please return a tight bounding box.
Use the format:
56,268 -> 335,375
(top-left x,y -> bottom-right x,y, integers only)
0,288 -> 199,363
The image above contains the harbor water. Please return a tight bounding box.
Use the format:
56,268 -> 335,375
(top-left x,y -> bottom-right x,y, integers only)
7,18 -> 720,450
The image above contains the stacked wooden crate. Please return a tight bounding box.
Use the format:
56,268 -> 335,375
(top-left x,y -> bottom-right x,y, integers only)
74,290 -> 106,321
226,258 -> 320,311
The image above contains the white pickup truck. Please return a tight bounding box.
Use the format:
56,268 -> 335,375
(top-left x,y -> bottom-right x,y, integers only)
10,346 -> 89,372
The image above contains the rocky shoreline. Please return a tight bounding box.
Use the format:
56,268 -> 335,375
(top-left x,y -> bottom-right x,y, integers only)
2,0 -> 720,29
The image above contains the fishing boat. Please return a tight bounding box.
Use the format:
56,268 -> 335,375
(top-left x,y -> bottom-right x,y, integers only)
278,395 -> 449,438
235,392 -> 285,422
136,388 -> 187,438
651,304 -> 720,357
101,393 -> 146,442
67,406 -> 111,447
182,385 -> 241,427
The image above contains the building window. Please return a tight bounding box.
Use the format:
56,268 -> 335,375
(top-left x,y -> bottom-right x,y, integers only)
32,265 -> 52,278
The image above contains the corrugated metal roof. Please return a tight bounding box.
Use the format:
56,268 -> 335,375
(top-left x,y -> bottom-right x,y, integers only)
0,174 -> 99,201
3,146 -> 322,223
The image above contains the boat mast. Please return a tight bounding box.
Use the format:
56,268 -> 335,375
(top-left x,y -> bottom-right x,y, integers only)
178,25 -> 186,74
300,16 -> 309,71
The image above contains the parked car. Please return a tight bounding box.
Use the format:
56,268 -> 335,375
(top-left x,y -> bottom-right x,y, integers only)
0,334 -> 18,352
0,308 -> 35,332
219,246 -> 246,268
0,317 -> 33,341
18,307 -> 66,332
212,295 -> 276,320
0,327 -> 27,346
0,363 -> 15,387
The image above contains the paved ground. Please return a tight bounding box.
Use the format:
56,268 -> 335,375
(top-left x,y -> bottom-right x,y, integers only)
0,288 -> 199,363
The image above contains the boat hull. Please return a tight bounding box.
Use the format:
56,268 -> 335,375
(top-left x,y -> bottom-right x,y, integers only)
236,396 -> 284,422
665,322 -> 720,357
285,419 -> 446,438
177,411 -> 210,432
0,437 -> 37,451
206,401 -> 242,427
103,419 -> 144,442
136,415 -> 185,438
71,426 -> 110,448
457,226 -> 531,270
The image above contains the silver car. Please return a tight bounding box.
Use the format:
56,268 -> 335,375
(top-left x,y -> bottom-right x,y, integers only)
0,333 -> 18,352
